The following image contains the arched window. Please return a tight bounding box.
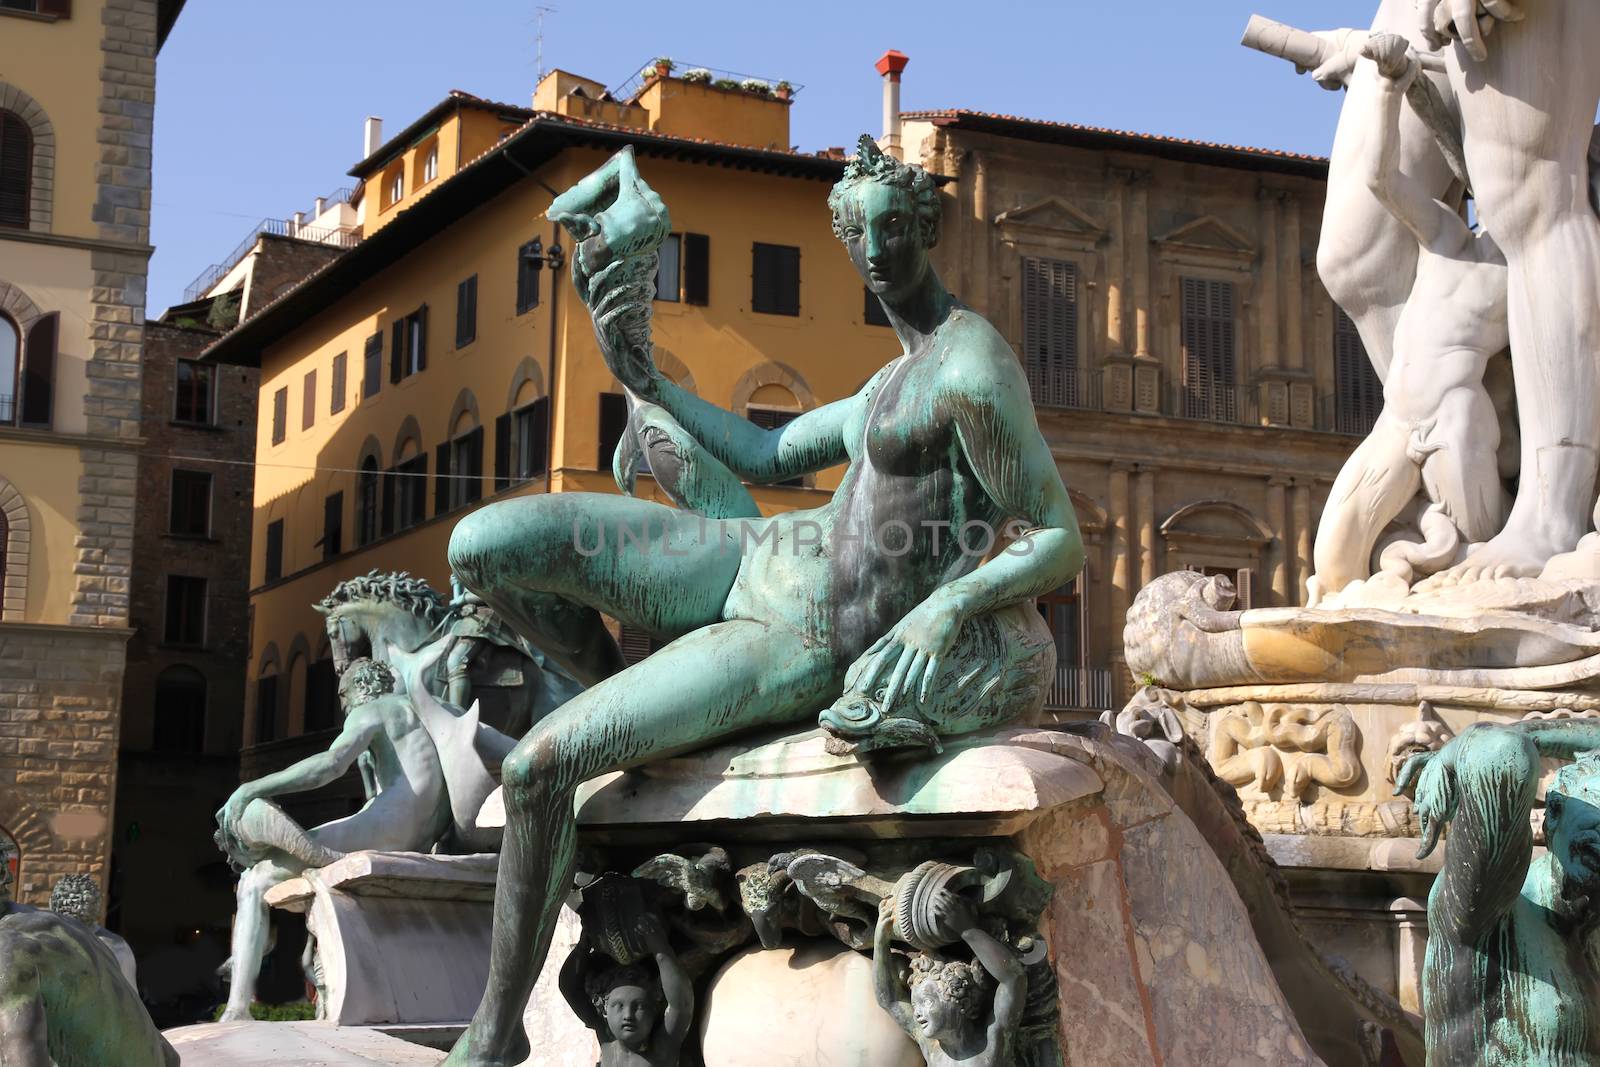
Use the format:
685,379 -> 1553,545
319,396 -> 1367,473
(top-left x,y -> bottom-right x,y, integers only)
0,110 -> 31,230
357,456 -> 379,545
0,313 -> 16,426
152,665 -> 207,754
305,640 -> 338,733
442,408 -> 484,511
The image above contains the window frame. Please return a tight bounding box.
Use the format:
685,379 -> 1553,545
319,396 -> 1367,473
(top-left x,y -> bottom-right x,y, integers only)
512,397 -> 549,482
362,332 -> 382,399
654,233 -> 682,302
0,108 -> 33,231
163,573 -> 208,648
151,665 -> 207,755
330,351 -> 347,414
270,385 -> 287,444
516,240 -> 542,315
301,368 -> 317,431
456,274 -> 478,348
263,518 -> 284,583
1020,255 -> 1081,407
393,451 -> 428,531
751,242 -> 801,317
0,311 -> 17,426
356,457 -> 380,546
173,358 -> 216,425
168,468 -> 213,538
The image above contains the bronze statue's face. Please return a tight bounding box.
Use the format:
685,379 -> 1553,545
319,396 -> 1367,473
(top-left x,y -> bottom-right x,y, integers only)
602,983 -> 659,1050
910,978 -> 962,1040
1549,785 -> 1600,892
836,182 -> 928,303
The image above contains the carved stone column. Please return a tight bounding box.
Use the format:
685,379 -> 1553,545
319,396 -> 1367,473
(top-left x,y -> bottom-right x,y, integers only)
1291,479 -> 1314,605
1106,167 -> 1127,356
1134,465 -> 1156,594
1109,463 -> 1133,640
1256,188 -> 1281,370
1282,193 -> 1305,374
1128,172 -> 1152,359
1391,897 -> 1428,1020
1265,476 -> 1290,607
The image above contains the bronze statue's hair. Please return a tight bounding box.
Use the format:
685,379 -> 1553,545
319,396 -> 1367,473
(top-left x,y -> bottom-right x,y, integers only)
586,961 -> 664,1015
828,134 -> 941,248
317,569 -> 448,623
338,657 -> 396,706
908,952 -> 992,1021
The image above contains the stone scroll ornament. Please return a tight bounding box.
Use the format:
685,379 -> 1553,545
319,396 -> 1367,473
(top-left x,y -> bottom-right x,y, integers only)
1395,718 -> 1600,1065
1209,701 -> 1362,799
438,135 -> 1082,1067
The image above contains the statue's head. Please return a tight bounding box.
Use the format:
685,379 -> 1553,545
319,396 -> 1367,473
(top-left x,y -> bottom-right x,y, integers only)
49,874 -> 101,925
908,953 -> 992,1041
314,570 -> 446,672
828,134 -> 941,304
1547,757 -> 1600,894
587,962 -> 663,1051
338,657 -> 396,710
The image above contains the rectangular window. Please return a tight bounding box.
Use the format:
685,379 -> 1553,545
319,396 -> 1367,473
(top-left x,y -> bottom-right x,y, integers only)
1021,256 -> 1080,407
456,274 -> 478,348
305,658 -> 339,733
173,359 -> 215,424
748,407 -> 802,487
164,574 -> 207,646
270,386 -> 287,444
357,465 -> 379,545
751,242 -> 800,316
386,168 -> 404,208
598,392 -> 628,470
422,145 -> 439,184
514,398 -> 549,481
655,234 -> 682,302
517,241 -> 542,314
263,519 -> 284,582
443,428 -> 485,510
683,232 -> 710,306
301,368 -> 317,431
391,306 -> 428,382
1180,277 -> 1238,422
321,491 -> 343,560
1334,308 -> 1382,435
254,675 -> 278,745
393,453 -> 428,531
168,469 -> 212,537
362,332 -> 382,398
330,352 -> 347,414
864,287 -> 891,328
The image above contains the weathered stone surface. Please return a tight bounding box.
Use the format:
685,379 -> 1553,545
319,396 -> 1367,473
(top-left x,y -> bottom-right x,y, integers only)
165,1021 -> 445,1066
699,941 -> 921,1067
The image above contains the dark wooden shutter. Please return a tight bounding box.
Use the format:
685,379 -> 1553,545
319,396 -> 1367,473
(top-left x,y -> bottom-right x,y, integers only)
457,276 -> 477,347
37,0 -> 72,16
751,243 -> 800,316
528,397 -> 550,477
271,387 -> 287,444
322,491 -> 342,559
363,332 -> 382,397
435,442 -> 451,514
415,305 -> 428,371
390,321 -> 403,383
1334,308 -> 1382,434
683,232 -> 710,305
20,311 -> 56,426
0,111 -> 30,229
264,520 -> 284,582
493,413 -> 511,490
255,675 -> 278,744
330,352 -> 347,414
598,392 -> 628,470
301,369 -> 316,430
380,469 -> 395,536
516,242 -> 540,313
1020,257 -> 1079,406
1180,277 -> 1237,421
463,427 -> 484,503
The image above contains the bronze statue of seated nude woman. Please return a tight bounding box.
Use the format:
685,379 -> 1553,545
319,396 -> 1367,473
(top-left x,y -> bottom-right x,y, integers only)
440,136 -> 1083,1066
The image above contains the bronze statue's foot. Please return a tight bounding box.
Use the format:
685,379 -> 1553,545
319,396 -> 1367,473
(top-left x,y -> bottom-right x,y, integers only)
1415,526 -> 1563,591
439,1027 -> 530,1067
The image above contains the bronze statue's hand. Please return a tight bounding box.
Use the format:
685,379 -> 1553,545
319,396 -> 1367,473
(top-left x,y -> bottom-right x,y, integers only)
1398,748 -> 1459,859
854,594 -> 966,714
216,789 -> 256,856
635,911 -> 671,955
933,891 -> 977,936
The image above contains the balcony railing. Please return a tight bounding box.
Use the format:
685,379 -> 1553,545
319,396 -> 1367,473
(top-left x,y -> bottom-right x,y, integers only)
1044,665 -> 1116,712
184,217 -> 361,302
1023,365 -> 1102,411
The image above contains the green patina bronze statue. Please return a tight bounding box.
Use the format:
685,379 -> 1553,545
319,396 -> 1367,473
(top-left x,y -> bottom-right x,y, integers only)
440,138 -> 1082,1066
0,862 -> 179,1067
1398,721 -> 1600,1065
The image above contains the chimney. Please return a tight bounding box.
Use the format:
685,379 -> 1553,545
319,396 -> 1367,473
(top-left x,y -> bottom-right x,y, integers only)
875,49 -> 909,160
313,196 -> 327,217
363,116 -> 384,159
291,211 -> 305,236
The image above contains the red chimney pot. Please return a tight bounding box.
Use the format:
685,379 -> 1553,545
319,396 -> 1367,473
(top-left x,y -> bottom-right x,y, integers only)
875,49 -> 910,80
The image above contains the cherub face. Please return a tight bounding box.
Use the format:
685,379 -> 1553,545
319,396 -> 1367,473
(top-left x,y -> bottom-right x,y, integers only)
910,979 -> 962,1040
603,983 -> 659,1050
834,183 -> 929,303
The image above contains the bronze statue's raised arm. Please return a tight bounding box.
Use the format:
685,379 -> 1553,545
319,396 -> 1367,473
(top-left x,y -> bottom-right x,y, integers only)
872,901 -> 914,1032
961,924 -> 1026,1062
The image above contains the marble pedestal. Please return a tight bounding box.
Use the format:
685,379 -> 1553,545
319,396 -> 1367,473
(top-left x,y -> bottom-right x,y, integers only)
499,724 -> 1409,1066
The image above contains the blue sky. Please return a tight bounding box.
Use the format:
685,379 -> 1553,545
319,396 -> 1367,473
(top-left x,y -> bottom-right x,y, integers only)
148,0 -> 1381,315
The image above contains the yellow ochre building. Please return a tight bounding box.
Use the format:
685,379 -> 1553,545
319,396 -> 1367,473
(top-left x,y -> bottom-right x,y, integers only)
199,67 -> 897,792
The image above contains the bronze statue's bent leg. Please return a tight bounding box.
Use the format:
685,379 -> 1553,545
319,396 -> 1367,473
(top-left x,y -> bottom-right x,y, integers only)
443,619 -> 840,1067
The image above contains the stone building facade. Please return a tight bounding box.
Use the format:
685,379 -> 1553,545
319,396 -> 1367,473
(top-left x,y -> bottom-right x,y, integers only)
0,0 -> 184,908
904,110 -> 1374,707
110,321 -> 256,951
